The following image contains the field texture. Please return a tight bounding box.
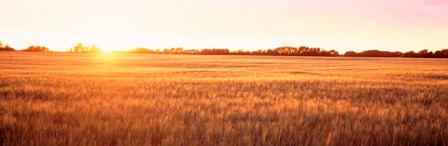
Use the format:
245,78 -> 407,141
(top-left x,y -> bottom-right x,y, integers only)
1,52 -> 448,146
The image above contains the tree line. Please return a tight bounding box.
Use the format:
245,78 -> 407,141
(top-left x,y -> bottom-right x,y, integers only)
1,41 -> 51,52
123,46 -> 340,56
1,40 -> 447,58
344,49 -> 448,58
123,47 -> 448,58
0,42 -> 101,53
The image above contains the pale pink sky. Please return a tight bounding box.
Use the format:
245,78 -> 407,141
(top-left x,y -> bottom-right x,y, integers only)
1,0 -> 447,52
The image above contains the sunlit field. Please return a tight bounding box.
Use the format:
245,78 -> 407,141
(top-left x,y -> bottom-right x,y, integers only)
1,52 -> 447,146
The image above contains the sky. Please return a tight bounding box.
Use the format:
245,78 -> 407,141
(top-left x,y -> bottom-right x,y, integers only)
1,0 -> 448,52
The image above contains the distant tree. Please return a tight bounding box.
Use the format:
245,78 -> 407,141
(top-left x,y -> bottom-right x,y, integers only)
265,49 -> 279,55
355,50 -> 402,57
361,50 -> 380,57
403,51 -> 416,57
344,50 -> 403,57
402,49 -> 448,58
275,46 -> 295,55
173,47 -> 184,54
233,49 -> 250,55
162,47 -> 184,54
0,41 -> 15,51
185,49 -> 199,54
134,48 -> 150,53
24,45 -> 50,52
70,43 -> 86,53
441,49 -> 448,58
393,51 -> 403,57
69,43 -> 102,53
344,51 -> 357,57
130,48 -> 155,54
433,49 -> 448,58
327,50 -> 340,56
90,45 -> 102,53
200,48 -> 230,55
418,49 -> 434,58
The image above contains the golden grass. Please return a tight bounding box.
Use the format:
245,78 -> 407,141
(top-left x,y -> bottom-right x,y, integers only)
1,52 -> 447,145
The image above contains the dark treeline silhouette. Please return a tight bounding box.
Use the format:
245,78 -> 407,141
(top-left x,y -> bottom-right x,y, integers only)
1,40 -> 447,58
344,50 -> 403,57
230,46 -> 339,56
0,41 -> 15,51
199,48 -> 230,55
68,43 -> 102,53
126,47 -> 448,58
344,49 -> 448,58
123,46 -> 340,56
402,49 -> 448,58
24,46 -> 50,52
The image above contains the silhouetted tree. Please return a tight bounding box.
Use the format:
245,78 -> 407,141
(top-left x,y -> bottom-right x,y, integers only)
403,51 -> 416,57
344,50 -> 402,57
439,49 -> 448,58
0,41 -> 15,51
343,49 -> 448,58
403,49 -> 448,58
418,49 -> 433,58
162,47 -> 184,54
233,49 -> 250,55
200,48 -> 230,55
24,46 -> 50,52
265,49 -> 279,55
432,49 -> 448,58
184,49 -> 199,54
344,51 -> 357,57
70,43 -> 85,53
69,43 -> 102,53
326,50 -> 340,56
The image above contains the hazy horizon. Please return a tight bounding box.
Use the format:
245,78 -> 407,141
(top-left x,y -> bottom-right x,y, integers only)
2,0 -> 448,52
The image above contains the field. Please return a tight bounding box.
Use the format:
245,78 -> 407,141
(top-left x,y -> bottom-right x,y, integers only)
1,52 -> 447,146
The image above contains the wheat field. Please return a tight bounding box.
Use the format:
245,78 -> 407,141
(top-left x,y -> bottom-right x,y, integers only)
1,52 -> 447,146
